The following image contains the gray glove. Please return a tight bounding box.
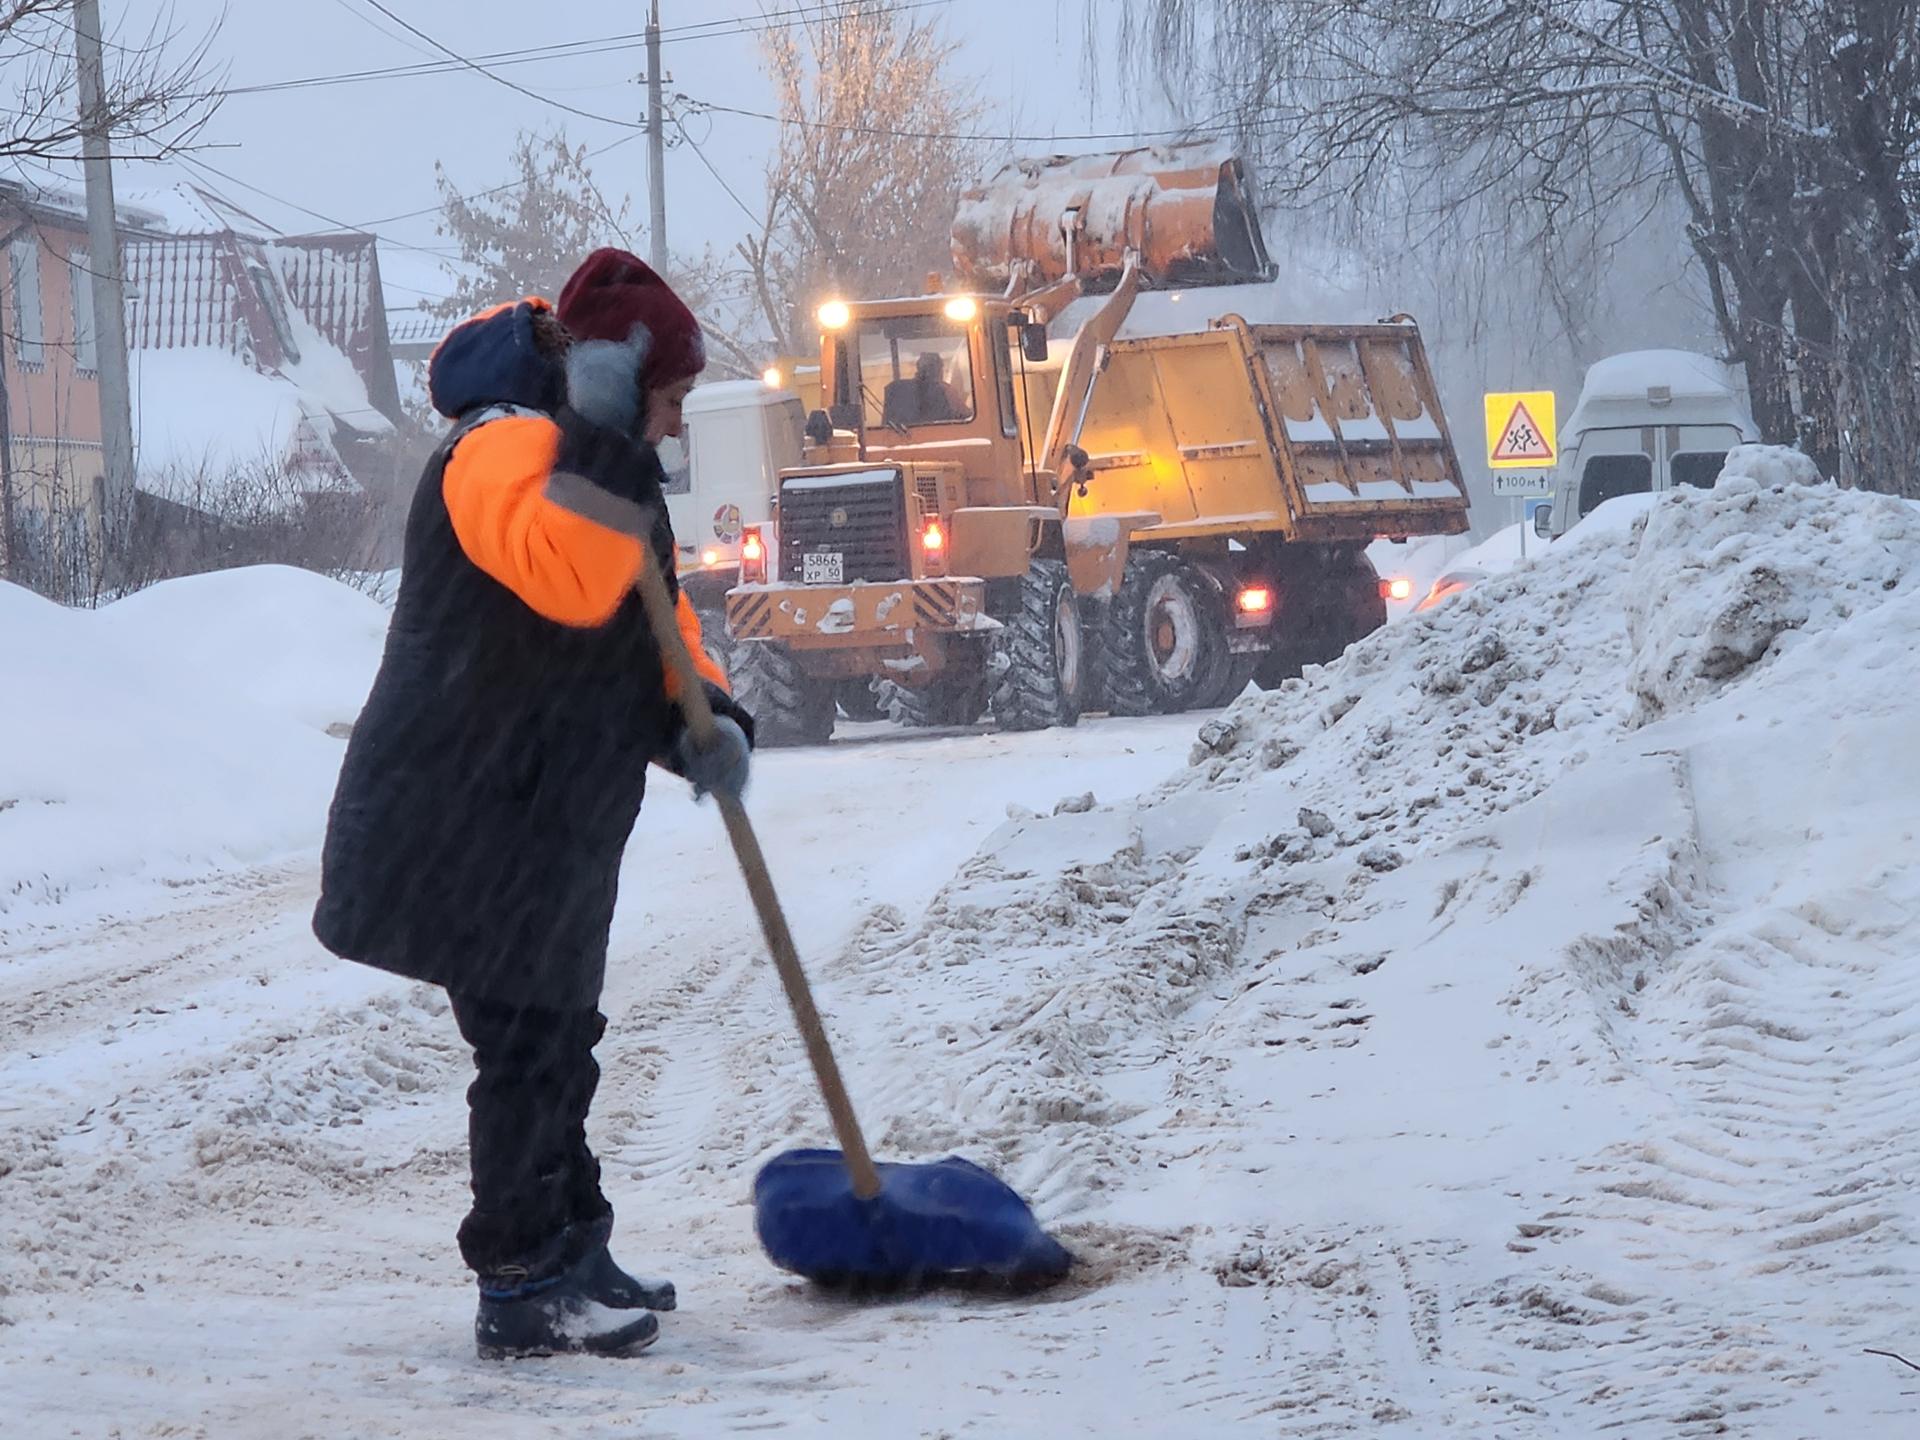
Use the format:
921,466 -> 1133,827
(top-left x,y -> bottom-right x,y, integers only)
675,716 -> 751,802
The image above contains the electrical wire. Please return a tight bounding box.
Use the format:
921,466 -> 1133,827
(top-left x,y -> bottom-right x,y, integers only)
213,0 -> 953,102
176,153 -> 462,258
354,133 -> 642,230
680,96 -> 1237,147
349,0 -> 647,131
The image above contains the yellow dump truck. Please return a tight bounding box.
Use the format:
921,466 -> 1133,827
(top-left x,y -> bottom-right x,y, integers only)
724,143 -> 1471,744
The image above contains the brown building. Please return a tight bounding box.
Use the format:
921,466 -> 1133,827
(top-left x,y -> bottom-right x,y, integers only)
0,186 -> 106,591
0,178 -> 404,596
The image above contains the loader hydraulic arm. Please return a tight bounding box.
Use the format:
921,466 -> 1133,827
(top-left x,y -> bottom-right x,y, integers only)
1037,253 -> 1143,487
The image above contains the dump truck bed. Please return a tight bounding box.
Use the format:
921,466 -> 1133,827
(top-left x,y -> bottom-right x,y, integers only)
1067,316 -> 1471,544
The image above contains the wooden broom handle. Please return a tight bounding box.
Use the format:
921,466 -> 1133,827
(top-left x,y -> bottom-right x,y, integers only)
545,472 -> 884,1200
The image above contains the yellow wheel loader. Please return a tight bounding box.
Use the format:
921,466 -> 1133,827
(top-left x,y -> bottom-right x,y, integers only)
724,142 -> 1471,745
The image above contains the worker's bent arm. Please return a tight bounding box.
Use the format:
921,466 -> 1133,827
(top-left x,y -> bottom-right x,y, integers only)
442,414 -> 645,628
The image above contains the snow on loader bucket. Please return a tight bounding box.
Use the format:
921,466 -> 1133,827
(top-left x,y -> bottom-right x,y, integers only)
547,470 -> 1074,1292
950,139 -> 1272,293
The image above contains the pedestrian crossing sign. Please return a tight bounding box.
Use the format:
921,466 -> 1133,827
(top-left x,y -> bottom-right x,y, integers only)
1484,391 -> 1557,469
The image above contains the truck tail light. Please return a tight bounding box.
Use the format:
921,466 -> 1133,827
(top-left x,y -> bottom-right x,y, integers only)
741,527 -> 768,585
920,518 -> 947,576
1235,585 -> 1272,615
1381,576 -> 1414,602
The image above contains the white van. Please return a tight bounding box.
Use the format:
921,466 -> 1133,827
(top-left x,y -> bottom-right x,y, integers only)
665,378 -> 805,615
1536,349 -> 1761,539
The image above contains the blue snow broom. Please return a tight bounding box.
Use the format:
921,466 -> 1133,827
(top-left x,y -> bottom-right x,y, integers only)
549,476 -> 1073,1291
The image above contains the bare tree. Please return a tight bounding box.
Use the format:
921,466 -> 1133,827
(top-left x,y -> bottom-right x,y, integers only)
428,130 -> 642,322
427,128 -> 745,374
13,451 -> 396,608
0,0 -> 221,163
1109,0 -> 1920,495
737,0 -> 987,355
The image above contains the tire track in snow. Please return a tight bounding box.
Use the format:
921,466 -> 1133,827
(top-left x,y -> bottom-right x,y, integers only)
0,862 -> 314,1057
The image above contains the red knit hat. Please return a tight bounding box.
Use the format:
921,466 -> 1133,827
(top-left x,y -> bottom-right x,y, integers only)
556,247 -> 706,390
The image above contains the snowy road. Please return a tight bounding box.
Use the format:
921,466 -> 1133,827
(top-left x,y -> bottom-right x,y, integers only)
1,715 -> 1215,1439
8,467 -> 1920,1437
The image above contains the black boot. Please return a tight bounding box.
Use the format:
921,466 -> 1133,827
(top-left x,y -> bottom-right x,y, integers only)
578,1245 -> 677,1311
475,1262 -> 661,1360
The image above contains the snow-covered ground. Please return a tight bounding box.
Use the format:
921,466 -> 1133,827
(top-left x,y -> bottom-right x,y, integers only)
5,458 -> 1920,1435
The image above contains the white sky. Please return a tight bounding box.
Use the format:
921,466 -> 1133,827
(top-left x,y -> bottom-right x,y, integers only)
127,0 -> 1156,304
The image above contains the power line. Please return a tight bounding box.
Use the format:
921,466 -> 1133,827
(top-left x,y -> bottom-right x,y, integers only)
349,0 -> 646,131
679,95 -> 1235,146
213,0 -> 953,103
674,119 -> 761,233
355,133 -> 642,230
176,153 -> 462,258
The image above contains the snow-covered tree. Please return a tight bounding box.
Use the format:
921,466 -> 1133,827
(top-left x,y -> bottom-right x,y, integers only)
1112,0 -> 1920,495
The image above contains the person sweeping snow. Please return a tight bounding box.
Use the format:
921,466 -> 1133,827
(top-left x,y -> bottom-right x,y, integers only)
312,249 -> 753,1361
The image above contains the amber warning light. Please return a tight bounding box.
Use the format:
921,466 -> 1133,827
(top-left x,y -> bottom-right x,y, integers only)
1236,585 -> 1272,615
1381,576 -> 1414,602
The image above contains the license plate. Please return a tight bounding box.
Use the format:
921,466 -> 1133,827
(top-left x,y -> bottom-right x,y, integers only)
803,552 -> 844,584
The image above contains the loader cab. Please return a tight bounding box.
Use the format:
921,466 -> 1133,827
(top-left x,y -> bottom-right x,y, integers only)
812,294 -> 1040,508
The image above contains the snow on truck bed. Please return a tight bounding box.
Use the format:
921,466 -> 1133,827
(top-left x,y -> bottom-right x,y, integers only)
5,451 -> 1920,1435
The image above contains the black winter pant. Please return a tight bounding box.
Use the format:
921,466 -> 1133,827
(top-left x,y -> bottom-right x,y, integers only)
448,990 -> 613,1283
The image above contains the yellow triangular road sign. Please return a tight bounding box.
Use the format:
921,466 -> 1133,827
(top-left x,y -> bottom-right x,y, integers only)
1484,390 -> 1557,469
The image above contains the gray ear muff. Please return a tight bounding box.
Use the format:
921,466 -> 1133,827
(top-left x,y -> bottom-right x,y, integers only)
565,330 -> 652,432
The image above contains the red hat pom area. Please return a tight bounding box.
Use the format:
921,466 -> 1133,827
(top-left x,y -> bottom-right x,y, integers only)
556,248 -> 706,433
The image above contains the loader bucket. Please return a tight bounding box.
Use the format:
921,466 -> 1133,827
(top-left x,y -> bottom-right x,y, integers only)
951,140 -> 1272,294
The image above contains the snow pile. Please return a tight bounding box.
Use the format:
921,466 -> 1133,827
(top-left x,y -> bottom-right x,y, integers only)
0,567 -> 384,916
1626,457 -> 1919,722
798,473 -> 1920,1429
92,565 -> 390,734
1170,468 -> 1919,866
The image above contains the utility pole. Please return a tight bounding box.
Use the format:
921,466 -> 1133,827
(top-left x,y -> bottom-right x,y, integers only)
73,0 -> 135,530
645,0 -> 667,271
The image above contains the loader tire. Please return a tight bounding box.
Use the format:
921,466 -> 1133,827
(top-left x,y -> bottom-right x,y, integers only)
1101,551 -> 1223,716
729,640 -> 835,747
835,678 -> 887,723
876,670 -> 991,728
991,560 -> 1087,732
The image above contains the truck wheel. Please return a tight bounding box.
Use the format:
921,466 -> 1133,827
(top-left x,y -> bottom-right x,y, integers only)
1101,552 -> 1222,715
1197,648 -> 1259,709
876,671 -> 991,728
835,678 -> 887,723
1253,550 -> 1386,690
729,641 -> 835,747
1253,647 -> 1307,691
991,559 -> 1087,732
